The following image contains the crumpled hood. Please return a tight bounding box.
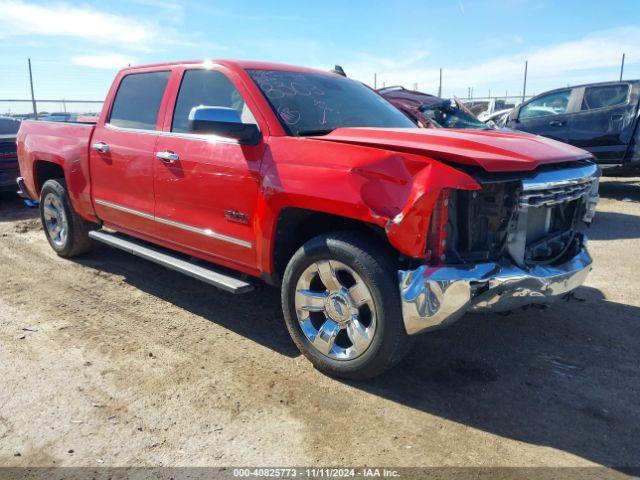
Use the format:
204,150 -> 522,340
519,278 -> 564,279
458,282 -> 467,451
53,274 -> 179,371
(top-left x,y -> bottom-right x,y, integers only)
311,127 -> 593,172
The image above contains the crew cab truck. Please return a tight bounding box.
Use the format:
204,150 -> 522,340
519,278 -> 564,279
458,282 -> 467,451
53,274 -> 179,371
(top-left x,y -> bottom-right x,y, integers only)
17,60 -> 600,379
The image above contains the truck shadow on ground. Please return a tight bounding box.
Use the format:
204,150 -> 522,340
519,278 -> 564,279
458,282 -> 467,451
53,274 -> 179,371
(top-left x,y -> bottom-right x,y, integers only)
74,244 -> 640,468
73,246 -> 299,358
0,193 -> 39,222
586,177 -> 640,240
599,178 -> 640,202
585,210 -> 640,240
348,285 -> 640,469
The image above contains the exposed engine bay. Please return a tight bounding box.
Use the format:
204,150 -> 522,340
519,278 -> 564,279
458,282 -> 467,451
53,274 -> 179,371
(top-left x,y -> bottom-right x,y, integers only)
446,160 -> 600,268
399,160 -> 600,336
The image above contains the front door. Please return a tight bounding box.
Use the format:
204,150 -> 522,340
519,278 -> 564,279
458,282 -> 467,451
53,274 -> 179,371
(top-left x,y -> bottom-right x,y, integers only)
152,67 -> 265,270
90,70 -> 170,236
511,88 -> 576,143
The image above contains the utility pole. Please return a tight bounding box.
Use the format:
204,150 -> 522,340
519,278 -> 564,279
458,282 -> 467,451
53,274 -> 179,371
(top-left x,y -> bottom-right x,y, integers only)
374,73 -> 377,89
620,53 -> 625,81
28,58 -> 38,119
522,60 -> 528,102
438,68 -> 442,97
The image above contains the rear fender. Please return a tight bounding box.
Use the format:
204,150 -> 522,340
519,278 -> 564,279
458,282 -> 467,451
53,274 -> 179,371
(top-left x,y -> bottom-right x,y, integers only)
18,121 -> 97,222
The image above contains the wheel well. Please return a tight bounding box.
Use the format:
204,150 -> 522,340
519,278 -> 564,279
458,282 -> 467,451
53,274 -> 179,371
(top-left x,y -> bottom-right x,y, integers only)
270,207 -> 389,285
34,161 -> 64,194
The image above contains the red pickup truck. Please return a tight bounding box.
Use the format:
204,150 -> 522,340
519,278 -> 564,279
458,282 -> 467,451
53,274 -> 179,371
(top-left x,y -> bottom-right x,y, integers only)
17,60 -> 600,379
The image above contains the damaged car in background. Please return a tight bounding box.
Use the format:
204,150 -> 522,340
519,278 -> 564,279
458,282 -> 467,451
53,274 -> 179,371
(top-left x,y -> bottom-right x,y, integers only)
18,60 -> 600,379
466,97 -> 519,119
480,108 -> 513,128
378,86 -> 491,129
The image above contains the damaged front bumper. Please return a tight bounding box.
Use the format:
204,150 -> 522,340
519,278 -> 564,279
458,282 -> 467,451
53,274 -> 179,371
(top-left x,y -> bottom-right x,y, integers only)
398,243 -> 593,335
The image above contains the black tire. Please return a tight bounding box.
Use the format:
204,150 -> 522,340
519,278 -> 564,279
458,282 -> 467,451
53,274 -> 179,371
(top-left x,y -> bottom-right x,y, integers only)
40,178 -> 95,257
281,231 -> 414,380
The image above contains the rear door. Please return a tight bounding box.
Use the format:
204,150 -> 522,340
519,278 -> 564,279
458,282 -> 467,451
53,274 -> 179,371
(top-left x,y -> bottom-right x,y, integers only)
90,70 -> 170,236
510,88 -> 577,143
565,83 -> 636,163
152,66 -> 266,271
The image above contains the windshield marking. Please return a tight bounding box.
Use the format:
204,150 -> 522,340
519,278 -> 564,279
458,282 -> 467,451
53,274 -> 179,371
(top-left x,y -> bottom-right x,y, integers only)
247,69 -> 416,136
278,106 -> 301,125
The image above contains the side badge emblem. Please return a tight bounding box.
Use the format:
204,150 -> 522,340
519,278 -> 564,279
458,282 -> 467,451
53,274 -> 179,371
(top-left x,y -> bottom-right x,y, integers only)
224,210 -> 250,225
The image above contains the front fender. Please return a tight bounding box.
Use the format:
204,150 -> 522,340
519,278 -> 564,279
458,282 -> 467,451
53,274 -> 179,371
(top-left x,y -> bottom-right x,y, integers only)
378,154 -> 480,257
257,138 -> 480,271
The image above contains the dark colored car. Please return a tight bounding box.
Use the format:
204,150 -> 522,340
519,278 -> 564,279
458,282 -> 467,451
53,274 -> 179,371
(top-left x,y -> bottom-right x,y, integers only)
0,116 -> 21,134
38,112 -> 79,122
0,117 -> 21,192
378,86 -> 489,129
506,80 -> 640,167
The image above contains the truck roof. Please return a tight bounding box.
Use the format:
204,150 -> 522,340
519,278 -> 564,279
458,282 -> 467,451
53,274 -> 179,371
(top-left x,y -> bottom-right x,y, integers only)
123,59 -> 332,76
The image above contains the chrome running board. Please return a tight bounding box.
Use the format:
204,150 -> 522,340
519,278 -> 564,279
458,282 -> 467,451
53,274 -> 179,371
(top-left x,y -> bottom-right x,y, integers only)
88,230 -> 254,294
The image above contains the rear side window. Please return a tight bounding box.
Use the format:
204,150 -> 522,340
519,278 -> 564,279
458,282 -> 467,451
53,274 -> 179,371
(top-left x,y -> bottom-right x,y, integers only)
109,71 -> 170,130
172,69 -> 255,133
520,90 -> 570,119
581,84 -> 629,111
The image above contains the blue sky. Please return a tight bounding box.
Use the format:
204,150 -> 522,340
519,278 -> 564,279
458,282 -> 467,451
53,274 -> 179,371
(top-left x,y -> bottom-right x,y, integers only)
1,0 -> 639,108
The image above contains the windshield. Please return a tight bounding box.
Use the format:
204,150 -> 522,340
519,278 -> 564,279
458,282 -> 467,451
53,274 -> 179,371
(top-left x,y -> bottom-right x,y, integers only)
420,101 -> 489,129
247,69 -> 416,136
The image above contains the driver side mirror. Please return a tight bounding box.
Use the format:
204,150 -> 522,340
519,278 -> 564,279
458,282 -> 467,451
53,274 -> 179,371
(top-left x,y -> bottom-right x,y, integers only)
189,106 -> 260,144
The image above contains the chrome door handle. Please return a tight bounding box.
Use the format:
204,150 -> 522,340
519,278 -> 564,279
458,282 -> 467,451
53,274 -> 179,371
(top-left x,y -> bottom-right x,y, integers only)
549,120 -> 565,127
156,151 -> 179,163
92,142 -> 109,153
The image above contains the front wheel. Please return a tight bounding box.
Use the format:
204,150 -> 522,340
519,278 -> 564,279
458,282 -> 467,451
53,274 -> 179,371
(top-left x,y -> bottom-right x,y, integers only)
281,232 -> 413,380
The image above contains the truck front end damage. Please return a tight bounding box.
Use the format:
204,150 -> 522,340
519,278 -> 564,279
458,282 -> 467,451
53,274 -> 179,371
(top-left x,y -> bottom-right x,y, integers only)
399,161 -> 600,335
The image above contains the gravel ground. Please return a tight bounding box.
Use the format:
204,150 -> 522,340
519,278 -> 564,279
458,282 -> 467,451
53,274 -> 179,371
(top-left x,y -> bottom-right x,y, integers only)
0,177 -> 639,471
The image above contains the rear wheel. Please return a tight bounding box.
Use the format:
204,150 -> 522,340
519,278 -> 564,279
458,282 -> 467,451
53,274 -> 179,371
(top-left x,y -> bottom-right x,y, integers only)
40,178 -> 94,257
281,232 -> 413,380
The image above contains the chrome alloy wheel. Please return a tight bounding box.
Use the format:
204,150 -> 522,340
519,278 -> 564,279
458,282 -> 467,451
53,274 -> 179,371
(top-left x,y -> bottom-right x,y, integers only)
294,260 -> 377,360
43,193 -> 69,247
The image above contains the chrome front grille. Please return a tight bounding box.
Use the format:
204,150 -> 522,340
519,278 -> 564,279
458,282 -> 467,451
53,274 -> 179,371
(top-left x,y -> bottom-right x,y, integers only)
519,178 -> 595,207
519,163 -> 600,208
505,162 -> 600,266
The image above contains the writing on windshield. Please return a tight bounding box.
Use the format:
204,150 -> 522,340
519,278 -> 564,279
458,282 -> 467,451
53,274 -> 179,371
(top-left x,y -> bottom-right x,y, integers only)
247,69 -> 415,136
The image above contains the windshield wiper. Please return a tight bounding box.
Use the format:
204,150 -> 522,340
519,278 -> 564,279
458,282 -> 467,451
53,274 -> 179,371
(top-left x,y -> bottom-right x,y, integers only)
297,128 -> 335,137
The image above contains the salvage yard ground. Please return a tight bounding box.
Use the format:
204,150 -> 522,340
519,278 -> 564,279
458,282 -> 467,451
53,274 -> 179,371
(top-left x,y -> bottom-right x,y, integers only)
0,178 -> 639,469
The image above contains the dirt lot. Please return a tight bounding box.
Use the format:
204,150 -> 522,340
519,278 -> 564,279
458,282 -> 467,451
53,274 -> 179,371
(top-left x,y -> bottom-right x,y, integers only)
1,178 -> 639,470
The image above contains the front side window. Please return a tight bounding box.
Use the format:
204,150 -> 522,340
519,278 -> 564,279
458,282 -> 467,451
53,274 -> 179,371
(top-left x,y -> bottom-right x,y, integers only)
581,84 -> 629,111
172,69 -> 256,133
109,71 -> 170,130
246,69 -> 415,136
520,90 -> 571,119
